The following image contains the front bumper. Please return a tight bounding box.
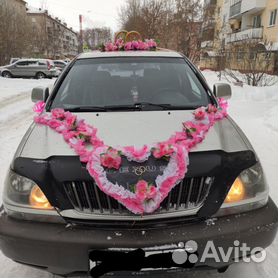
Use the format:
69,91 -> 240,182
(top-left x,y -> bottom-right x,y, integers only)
0,199 -> 277,276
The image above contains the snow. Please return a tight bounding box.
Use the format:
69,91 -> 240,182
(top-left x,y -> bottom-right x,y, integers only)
0,72 -> 277,277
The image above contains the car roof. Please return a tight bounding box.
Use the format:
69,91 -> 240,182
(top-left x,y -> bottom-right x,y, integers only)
77,50 -> 183,60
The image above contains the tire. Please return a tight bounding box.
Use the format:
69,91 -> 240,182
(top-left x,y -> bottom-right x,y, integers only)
1,71 -> 12,78
36,72 -> 46,79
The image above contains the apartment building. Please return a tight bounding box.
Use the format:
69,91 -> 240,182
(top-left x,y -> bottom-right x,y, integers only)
200,0 -> 223,70
200,0 -> 278,74
27,8 -> 78,59
12,0 -> 27,15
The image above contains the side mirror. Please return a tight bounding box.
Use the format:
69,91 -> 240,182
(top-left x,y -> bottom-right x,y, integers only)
31,87 -> 49,103
213,83 -> 232,100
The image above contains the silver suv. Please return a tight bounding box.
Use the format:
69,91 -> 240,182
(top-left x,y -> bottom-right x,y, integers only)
0,50 -> 277,277
1,58 -> 57,79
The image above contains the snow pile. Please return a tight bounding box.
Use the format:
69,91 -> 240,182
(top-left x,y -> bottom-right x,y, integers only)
0,77 -> 54,124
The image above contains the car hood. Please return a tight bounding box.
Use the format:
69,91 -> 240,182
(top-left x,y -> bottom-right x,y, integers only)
19,111 -> 250,159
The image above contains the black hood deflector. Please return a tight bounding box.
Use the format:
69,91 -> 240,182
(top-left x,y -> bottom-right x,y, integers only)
13,150 -> 257,219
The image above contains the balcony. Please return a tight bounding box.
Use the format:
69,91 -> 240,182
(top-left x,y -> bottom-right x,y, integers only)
225,27 -> 263,44
230,1 -> 242,17
230,0 -> 266,18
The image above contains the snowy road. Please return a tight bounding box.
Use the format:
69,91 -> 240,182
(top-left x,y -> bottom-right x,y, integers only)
0,73 -> 277,277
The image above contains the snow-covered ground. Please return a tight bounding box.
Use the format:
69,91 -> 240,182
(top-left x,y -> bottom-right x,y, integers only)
0,72 -> 277,277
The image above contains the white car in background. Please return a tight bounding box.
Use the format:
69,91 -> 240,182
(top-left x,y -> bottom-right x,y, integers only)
1,59 -> 58,79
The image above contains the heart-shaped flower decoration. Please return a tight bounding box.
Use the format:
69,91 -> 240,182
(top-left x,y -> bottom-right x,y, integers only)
34,99 -> 228,214
87,144 -> 188,214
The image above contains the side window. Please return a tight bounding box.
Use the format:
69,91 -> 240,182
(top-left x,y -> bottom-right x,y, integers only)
16,61 -> 28,66
38,61 -> 46,66
27,61 -> 38,66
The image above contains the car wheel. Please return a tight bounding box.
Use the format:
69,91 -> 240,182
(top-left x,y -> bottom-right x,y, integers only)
2,71 -> 12,78
36,72 -> 46,79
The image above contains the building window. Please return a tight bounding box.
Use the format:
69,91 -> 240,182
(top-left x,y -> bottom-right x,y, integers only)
237,51 -> 244,60
230,0 -> 241,6
269,9 -> 277,26
253,15 -> 261,28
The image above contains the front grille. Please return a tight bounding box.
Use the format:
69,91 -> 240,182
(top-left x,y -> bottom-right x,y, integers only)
63,177 -> 213,217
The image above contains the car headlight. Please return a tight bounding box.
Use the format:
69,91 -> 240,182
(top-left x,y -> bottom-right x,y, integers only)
216,163 -> 269,216
3,169 -> 53,210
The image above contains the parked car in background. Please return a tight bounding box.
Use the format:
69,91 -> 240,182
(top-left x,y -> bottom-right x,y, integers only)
54,60 -> 68,76
54,60 -> 67,71
1,59 -> 57,79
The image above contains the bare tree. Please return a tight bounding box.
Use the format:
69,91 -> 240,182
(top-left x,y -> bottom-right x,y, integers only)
0,0 -> 33,65
224,38 -> 277,87
83,27 -> 112,50
118,0 -> 202,62
173,0 -> 202,63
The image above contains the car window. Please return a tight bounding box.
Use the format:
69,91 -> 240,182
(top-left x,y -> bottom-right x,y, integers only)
16,61 -> 28,66
38,60 -> 46,66
51,57 -> 210,110
27,61 -> 38,66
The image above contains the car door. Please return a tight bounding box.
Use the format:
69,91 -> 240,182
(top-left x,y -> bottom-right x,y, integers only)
26,60 -> 39,77
11,60 -> 29,77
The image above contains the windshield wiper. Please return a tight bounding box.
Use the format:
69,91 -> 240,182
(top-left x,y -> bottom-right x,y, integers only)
63,103 -> 198,112
134,102 -> 198,111
64,106 -> 107,112
133,102 -> 172,110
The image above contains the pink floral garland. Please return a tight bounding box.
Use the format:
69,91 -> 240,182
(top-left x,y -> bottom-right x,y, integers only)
100,38 -> 157,52
33,99 -> 228,214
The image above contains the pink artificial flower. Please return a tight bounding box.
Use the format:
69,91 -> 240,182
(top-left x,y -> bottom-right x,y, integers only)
90,137 -> 104,148
105,42 -> 117,52
218,98 -> 228,110
193,107 -> 206,120
48,119 -> 62,129
76,120 -> 94,141
135,180 -> 148,201
135,180 -> 157,202
51,108 -> 65,119
33,101 -> 45,114
138,41 -> 147,50
207,104 -> 218,114
148,186 -> 157,199
132,40 -> 139,50
115,38 -> 125,50
153,143 -> 174,159
62,130 -> 76,142
100,148 -> 122,169
124,42 -> 133,51
173,132 -> 187,143
183,121 -> 198,137
64,112 -> 77,129
146,39 -> 157,49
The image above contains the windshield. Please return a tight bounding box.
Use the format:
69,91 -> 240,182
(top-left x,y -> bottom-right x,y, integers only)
50,57 -> 210,111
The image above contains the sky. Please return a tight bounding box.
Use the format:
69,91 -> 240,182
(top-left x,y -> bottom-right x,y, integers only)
25,0 -> 127,32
